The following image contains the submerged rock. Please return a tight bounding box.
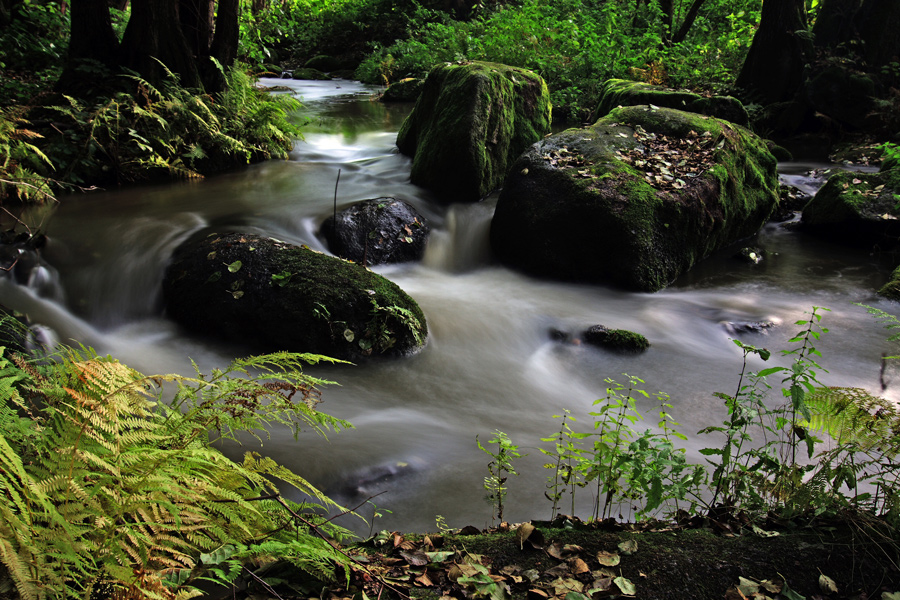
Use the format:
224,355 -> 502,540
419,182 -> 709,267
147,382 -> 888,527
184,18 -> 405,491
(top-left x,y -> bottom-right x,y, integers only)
320,197 -> 429,266
397,61 -> 551,202
490,105 -> 779,292
162,232 -> 428,360
292,68 -> 332,81
594,78 -> 749,127
581,325 -> 649,353
801,160 -> 900,249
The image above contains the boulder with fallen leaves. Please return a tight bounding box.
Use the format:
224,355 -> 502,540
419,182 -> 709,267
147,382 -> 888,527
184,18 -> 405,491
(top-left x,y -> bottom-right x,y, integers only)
396,61 -> 552,202
801,159 -> 900,251
490,105 -> 779,292
163,231 -> 428,359
594,78 -> 749,127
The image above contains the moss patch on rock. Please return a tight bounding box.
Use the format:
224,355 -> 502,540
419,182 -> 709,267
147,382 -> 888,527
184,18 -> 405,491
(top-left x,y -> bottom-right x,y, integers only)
490,105 -> 779,292
595,78 -> 749,126
801,161 -> 900,249
582,325 -> 650,353
397,61 -> 551,202
163,232 -> 427,360
380,78 -> 424,102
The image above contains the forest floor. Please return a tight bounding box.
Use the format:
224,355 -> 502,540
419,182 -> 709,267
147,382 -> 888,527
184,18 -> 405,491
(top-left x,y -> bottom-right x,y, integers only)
220,515 -> 900,600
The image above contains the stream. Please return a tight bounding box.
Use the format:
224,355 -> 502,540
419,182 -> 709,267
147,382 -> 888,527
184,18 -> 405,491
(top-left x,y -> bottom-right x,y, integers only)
2,78 -> 899,534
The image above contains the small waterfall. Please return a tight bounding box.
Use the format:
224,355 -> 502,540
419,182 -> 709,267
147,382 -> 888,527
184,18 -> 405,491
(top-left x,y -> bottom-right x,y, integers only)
423,200 -> 496,272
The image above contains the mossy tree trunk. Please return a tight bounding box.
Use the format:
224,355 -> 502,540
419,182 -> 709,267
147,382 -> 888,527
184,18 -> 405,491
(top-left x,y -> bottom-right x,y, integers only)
735,0 -> 810,104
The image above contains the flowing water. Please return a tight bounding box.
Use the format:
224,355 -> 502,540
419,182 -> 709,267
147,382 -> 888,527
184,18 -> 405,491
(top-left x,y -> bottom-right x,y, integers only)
2,78 -> 899,534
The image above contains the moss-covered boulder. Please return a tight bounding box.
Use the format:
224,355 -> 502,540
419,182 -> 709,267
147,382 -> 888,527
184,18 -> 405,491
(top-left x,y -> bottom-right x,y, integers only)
490,105 -> 779,292
878,265 -> 900,300
304,55 -> 342,72
320,197 -> 429,265
582,325 -> 649,353
163,232 -> 428,360
595,79 -> 750,127
800,161 -> 900,249
805,65 -> 876,131
380,78 -> 424,102
292,68 -> 332,81
396,61 -> 552,202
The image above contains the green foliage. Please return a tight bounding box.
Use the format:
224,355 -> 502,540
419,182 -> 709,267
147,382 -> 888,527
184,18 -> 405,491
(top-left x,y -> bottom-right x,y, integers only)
0,0 -> 66,105
540,410 -> 588,519
477,430 -> 524,524
36,63 -> 302,189
0,107 -> 55,204
0,345 -> 356,599
353,0 -> 762,122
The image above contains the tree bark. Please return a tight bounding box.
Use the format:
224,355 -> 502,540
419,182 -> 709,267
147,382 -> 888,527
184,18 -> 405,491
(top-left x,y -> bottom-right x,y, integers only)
179,0 -> 214,60
812,0 -> 861,50
735,0 -> 810,105
671,0 -> 707,44
55,0 -> 120,92
203,0 -> 239,91
119,0 -> 201,88
855,0 -> 900,68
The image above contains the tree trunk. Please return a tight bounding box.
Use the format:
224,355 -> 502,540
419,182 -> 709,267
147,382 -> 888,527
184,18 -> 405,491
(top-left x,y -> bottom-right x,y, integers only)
0,0 -> 12,29
179,0 -> 214,60
812,0 -> 861,50
735,0 -> 811,105
659,0 -> 673,37
671,0 -> 707,44
855,0 -> 900,68
119,0 -> 201,88
55,0 -> 120,92
203,0 -> 239,91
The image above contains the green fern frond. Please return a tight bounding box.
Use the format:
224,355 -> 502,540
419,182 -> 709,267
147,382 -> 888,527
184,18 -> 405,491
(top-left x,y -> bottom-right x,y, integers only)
803,386 -> 900,450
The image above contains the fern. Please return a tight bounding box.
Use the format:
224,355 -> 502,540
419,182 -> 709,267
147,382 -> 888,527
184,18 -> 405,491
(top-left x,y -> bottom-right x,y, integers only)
0,346 -> 358,599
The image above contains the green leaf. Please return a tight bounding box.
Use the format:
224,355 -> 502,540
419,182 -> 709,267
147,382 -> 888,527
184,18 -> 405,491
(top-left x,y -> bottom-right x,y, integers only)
227,260 -> 242,273
614,576 -> 636,596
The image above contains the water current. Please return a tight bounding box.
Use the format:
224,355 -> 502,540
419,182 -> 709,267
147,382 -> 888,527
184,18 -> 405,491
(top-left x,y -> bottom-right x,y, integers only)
2,78 -> 899,534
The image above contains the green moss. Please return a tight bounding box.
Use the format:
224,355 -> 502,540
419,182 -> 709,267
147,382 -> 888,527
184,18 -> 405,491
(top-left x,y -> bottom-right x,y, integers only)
163,233 -> 427,359
397,61 -> 551,201
878,265 -> 900,300
595,79 -> 749,126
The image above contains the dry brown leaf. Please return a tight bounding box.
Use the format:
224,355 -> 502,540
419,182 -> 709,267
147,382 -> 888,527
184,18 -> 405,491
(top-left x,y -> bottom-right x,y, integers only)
516,522 -> 535,549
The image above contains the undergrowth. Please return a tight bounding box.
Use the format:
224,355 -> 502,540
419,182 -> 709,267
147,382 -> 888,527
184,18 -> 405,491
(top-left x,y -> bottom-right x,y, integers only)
0,341 -> 356,599
33,64 -> 302,191
492,305 -> 900,542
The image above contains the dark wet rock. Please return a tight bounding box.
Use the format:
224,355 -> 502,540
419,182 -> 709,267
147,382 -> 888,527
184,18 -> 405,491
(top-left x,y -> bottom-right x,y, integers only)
292,68 -> 332,81
581,325 -> 649,353
162,231 -> 428,360
320,197 -> 429,266
594,78 -> 749,127
878,265 -> 900,301
735,247 -> 764,264
801,160 -> 900,249
330,459 -> 422,500
380,78 -> 424,102
805,65 -> 876,131
548,327 -> 571,343
490,105 -> 779,292
773,183 -> 812,221
765,140 -> 793,162
721,320 -> 777,335
397,61 -> 551,202
304,55 -> 342,72
0,229 -> 49,289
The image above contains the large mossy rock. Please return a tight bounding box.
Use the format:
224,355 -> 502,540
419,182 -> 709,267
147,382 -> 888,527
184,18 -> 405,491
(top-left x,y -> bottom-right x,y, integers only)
396,61 -> 552,202
320,197 -> 429,265
595,79 -> 750,127
163,232 -> 428,360
801,160 -> 900,249
490,105 -> 779,292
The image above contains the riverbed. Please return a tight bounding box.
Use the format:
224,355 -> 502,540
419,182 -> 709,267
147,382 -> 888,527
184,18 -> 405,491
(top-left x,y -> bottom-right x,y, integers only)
2,78 -> 898,534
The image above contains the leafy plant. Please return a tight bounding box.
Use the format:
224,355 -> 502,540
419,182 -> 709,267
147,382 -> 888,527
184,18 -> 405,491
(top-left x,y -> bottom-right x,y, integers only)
0,107 -> 55,204
0,343 -> 357,599
477,430 -> 524,524
540,409 -> 587,519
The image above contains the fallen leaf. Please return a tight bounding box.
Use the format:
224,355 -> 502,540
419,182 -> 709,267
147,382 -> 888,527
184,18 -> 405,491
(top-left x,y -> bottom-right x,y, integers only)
596,551 -> 620,567
414,572 -> 434,586
613,576 -> 636,596
551,577 -> 584,595
618,540 -> 638,555
570,557 -> 590,576
516,522 -> 535,549
400,550 -> 429,566
819,574 -> 838,594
